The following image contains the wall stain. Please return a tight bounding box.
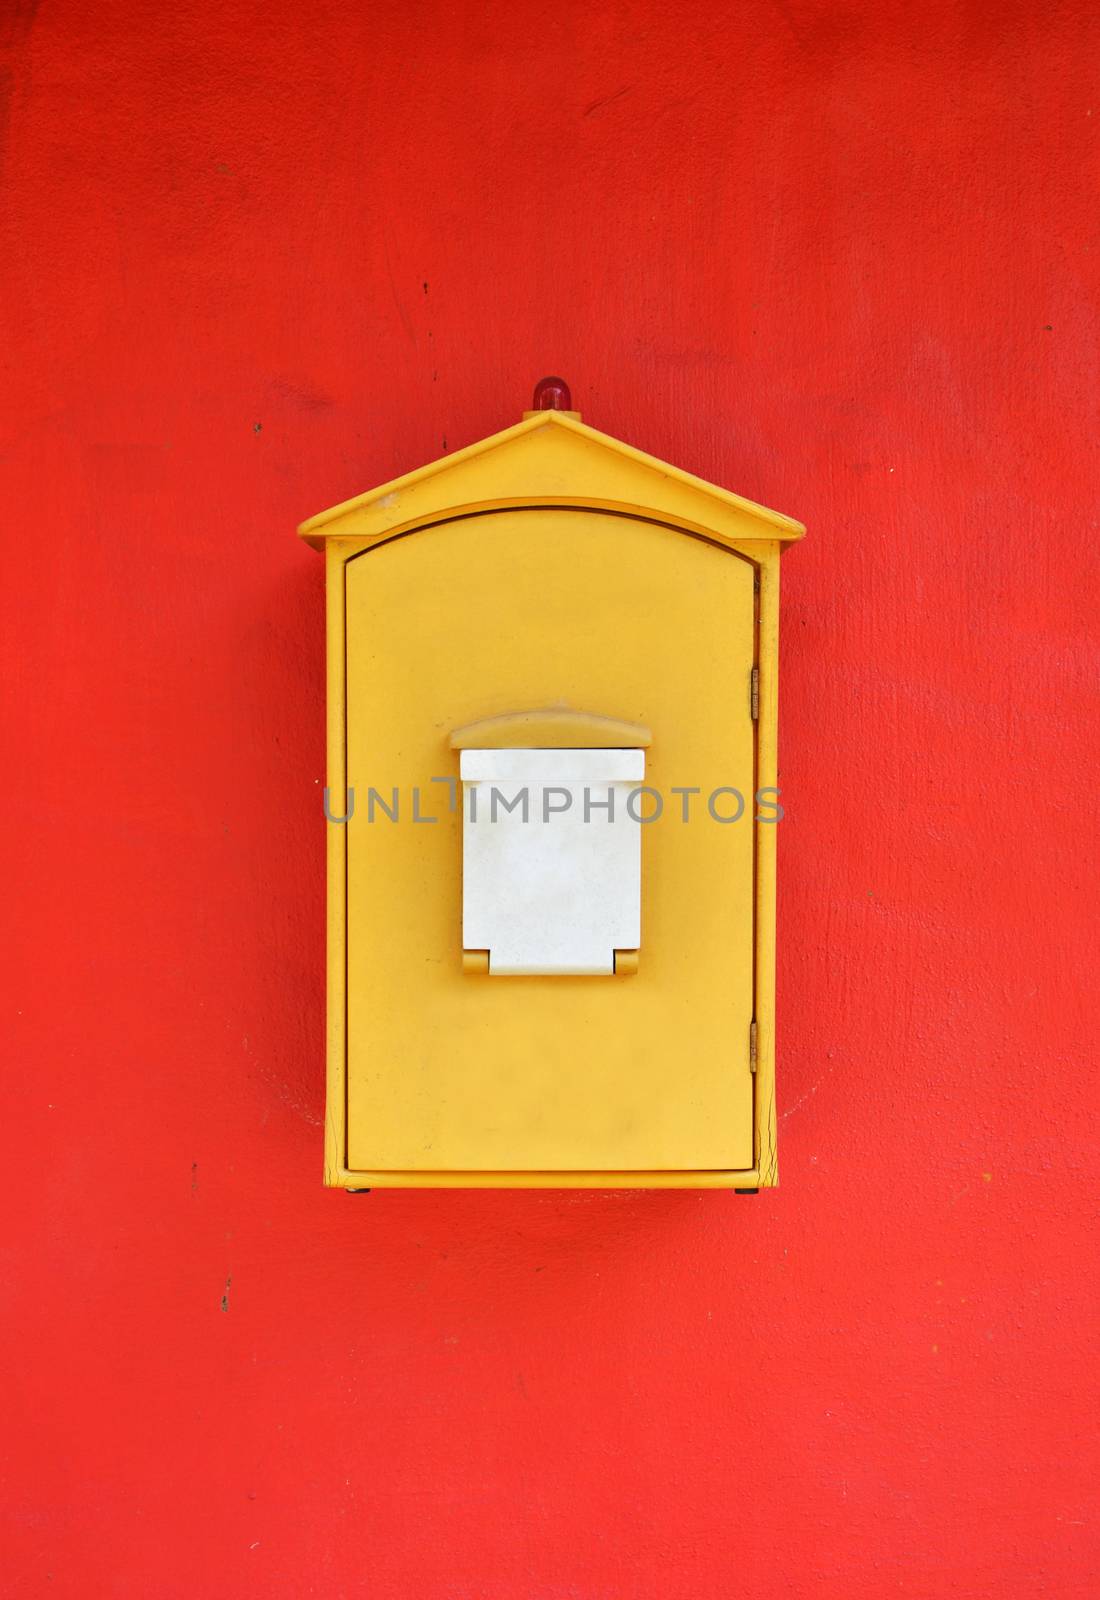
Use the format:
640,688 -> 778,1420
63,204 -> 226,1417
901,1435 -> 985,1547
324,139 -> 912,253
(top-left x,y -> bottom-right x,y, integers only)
585,85 -> 632,116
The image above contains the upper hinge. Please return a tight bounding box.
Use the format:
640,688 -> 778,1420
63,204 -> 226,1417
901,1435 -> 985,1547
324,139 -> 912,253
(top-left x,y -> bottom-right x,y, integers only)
750,666 -> 760,721
749,1020 -> 758,1073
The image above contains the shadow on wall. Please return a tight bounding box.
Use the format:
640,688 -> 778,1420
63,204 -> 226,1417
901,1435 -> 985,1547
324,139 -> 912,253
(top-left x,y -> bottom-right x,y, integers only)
227,555 -> 327,1135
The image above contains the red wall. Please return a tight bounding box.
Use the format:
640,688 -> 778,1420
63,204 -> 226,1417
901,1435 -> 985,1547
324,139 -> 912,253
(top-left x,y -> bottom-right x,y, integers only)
2,2 -> 1096,1595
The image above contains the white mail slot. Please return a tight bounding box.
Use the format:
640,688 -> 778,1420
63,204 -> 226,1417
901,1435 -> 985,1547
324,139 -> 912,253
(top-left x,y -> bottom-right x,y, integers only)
460,747 -> 645,975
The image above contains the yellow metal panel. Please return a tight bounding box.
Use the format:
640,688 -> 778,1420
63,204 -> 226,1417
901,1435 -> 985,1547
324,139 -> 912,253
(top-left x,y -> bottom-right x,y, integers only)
754,545 -> 781,1187
323,544 -> 347,1187
343,509 -> 757,1173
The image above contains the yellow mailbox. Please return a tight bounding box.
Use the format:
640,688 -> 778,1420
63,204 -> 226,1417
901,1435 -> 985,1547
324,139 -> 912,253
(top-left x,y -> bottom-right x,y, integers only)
300,382 -> 804,1189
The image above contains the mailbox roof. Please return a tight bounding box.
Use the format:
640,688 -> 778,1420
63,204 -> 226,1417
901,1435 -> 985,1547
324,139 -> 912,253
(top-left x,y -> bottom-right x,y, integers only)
299,411 -> 805,551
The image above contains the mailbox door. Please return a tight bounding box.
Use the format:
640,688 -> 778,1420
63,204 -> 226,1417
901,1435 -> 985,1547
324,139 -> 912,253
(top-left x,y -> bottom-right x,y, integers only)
343,508 -> 756,1174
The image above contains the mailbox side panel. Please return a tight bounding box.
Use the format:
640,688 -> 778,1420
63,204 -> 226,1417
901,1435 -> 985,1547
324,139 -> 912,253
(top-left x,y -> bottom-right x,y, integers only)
754,544 -> 781,1186
323,543 -> 349,1186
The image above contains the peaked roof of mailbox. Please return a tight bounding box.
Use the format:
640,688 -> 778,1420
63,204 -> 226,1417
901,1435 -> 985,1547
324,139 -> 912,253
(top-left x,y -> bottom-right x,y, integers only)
298,410 -> 805,550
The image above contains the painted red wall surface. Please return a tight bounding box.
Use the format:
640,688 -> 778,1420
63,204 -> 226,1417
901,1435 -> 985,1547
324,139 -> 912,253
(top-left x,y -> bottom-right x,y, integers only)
1,2 -> 1097,1595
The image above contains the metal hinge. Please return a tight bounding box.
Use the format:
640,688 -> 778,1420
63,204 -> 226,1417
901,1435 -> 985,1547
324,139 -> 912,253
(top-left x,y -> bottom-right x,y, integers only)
750,666 -> 759,720
749,1020 -> 758,1073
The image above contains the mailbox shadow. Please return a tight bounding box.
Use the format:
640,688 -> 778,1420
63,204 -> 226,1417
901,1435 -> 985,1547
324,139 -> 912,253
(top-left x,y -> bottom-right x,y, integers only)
233,553 -> 327,1135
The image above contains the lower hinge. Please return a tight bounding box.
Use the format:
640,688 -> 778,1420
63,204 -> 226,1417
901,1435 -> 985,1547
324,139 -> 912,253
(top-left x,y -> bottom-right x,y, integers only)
750,666 -> 760,720
749,1020 -> 758,1073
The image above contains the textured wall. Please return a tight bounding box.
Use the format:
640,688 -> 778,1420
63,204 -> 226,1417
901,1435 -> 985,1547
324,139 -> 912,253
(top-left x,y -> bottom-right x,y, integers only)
1,2 -> 1096,1595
